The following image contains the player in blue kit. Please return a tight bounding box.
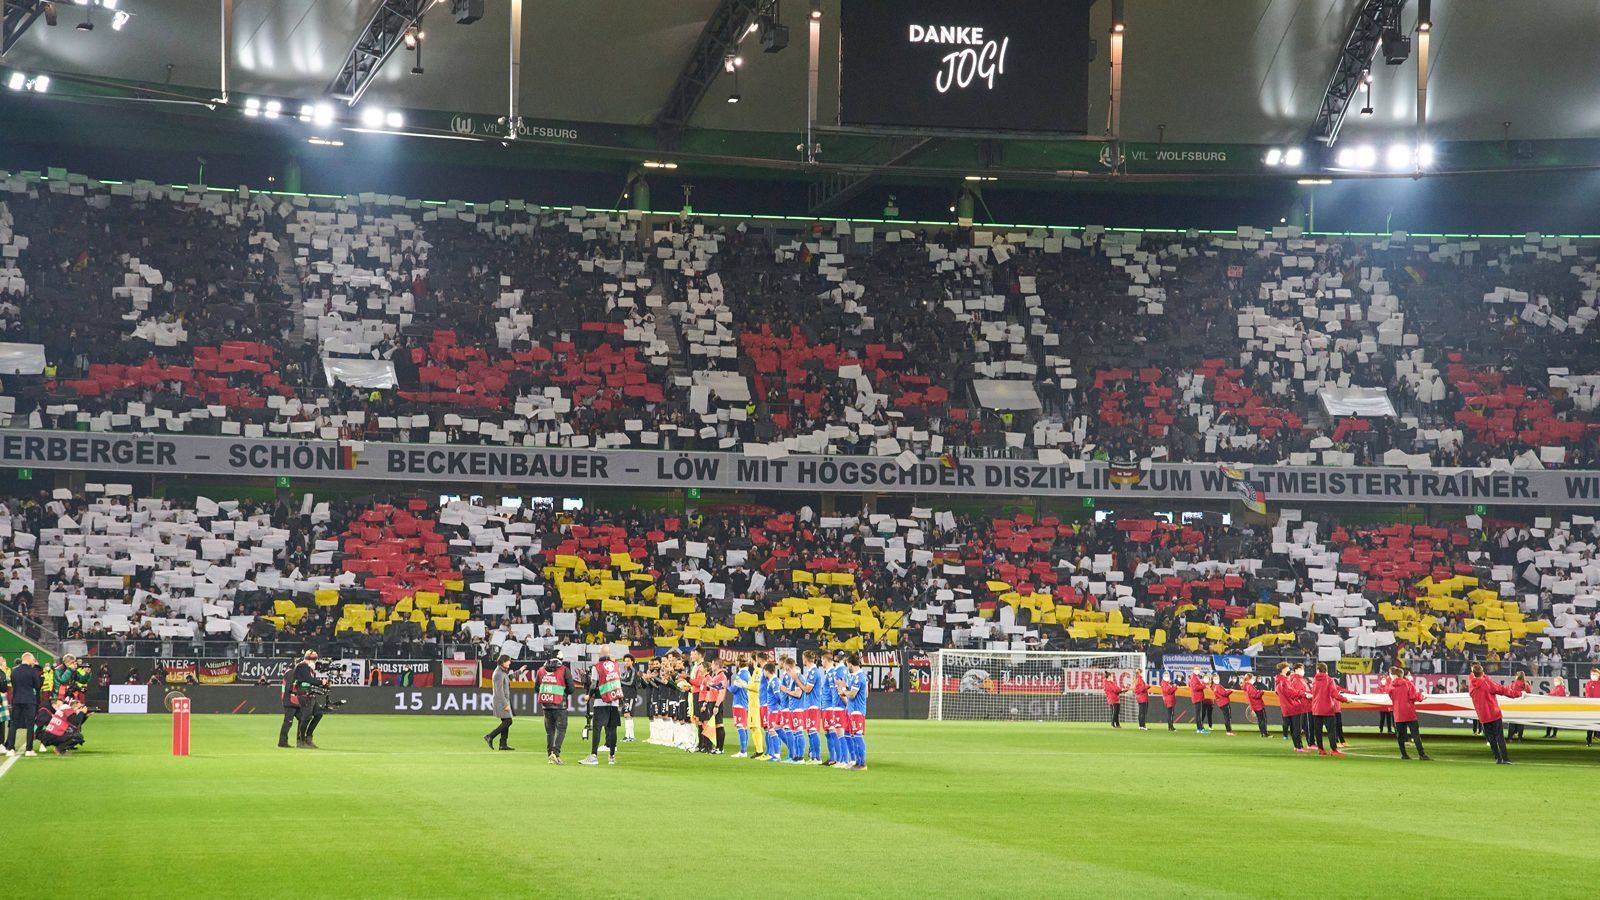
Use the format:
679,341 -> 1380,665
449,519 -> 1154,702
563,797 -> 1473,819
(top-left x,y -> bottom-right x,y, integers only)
834,652 -> 854,765
815,650 -> 842,766
730,654 -> 752,758
838,652 -> 869,771
799,650 -> 823,764
777,657 -> 806,763
759,659 -> 782,761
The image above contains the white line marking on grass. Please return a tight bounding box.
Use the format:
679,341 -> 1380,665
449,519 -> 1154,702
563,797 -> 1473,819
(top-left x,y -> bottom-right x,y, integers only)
0,754 -> 18,782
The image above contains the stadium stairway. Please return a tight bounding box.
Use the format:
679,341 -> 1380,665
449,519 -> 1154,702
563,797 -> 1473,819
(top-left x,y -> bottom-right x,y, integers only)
30,559 -> 47,619
653,292 -> 689,379
273,243 -> 309,344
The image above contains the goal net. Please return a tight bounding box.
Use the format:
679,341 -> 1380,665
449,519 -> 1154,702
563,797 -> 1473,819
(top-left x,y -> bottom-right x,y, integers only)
928,649 -> 1147,723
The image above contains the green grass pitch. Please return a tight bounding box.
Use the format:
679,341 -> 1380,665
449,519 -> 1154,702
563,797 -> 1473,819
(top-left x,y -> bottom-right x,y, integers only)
4,716 -> 1598,898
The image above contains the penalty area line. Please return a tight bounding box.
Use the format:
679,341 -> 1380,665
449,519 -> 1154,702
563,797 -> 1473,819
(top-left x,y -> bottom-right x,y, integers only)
0,753 -> 19,783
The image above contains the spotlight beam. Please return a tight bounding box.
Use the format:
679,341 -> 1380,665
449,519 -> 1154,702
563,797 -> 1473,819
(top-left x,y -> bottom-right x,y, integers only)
2,0 -> 52,57
326,0 -> 428,106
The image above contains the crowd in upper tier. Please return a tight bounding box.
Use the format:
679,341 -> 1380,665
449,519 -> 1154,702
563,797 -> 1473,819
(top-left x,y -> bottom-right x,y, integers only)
5,487 -> 1596,673
1,170 -> 1598,469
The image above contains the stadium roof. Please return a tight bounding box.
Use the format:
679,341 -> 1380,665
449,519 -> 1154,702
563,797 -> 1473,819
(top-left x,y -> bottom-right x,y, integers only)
6,0 -> 1598,142
5,1 -> 1600,229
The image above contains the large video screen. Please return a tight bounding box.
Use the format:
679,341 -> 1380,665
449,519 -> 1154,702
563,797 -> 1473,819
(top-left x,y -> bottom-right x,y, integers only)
839,0 -> 1092,133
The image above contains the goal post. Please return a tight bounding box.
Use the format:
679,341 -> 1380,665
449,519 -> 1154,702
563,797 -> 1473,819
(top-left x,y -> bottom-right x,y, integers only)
928,649 -> 1148,723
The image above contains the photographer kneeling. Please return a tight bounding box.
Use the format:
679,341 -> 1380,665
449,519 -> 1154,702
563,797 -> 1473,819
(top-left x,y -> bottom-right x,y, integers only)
278,651 -> 331,749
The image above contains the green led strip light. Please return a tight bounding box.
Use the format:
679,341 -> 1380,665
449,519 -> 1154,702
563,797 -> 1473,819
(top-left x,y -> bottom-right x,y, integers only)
39,175 -> 1600,241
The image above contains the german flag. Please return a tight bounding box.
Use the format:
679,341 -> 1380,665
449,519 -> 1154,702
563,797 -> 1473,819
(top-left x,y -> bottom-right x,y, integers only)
1108,459 -> 1143,486
939,452 -> 959,469
1234,478 -> 1269,516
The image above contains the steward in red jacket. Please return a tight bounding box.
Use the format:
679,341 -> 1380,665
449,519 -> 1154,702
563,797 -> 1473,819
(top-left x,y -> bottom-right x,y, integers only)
1132,673 -> 1151,730
1385,667 -> 1430,760
1188,670 -> 1211,733
1308,664 -> 1346,755
1544,677 -> 1569,738
1468,665 -> 1526,765
1103,675 -> 1125,729
1241,674 -> 1269,737
1157,676 -> 1177,731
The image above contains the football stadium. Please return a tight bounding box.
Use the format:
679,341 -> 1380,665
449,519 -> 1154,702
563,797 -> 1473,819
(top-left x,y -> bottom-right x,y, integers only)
3,1 -> 1600,896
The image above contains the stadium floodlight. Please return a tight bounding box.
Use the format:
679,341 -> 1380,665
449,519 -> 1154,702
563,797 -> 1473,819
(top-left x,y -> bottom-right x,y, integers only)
641,160 -> 678,169
759,12 -> 789,53
1297,178 -> 1333,185
1264,148 -> 1283,167
384,110 -> 403,128
1335,148 -> 1355,168
307,136 -> 345,147
243,98 -> 261,117
809,0 -> 821,19
1386,143 -> 1412,171
263,100 -> 282,119
1283,147 -> 1304,167
6,72 -> 24,91
31,73 -> 46,91
1354,144 -> 1377,168
1417,143 -> 1435,167
360,107 -> 385,127
111,9 -> 128,30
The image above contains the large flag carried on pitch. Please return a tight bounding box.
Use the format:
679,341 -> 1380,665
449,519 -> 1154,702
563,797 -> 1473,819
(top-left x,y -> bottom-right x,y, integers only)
1344,691 -> 1600,731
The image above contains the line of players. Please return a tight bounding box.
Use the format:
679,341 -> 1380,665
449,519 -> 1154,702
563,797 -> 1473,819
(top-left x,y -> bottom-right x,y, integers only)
1102,661 -> 1600,765
641,648 -> 870,769
734,649 -> 870,769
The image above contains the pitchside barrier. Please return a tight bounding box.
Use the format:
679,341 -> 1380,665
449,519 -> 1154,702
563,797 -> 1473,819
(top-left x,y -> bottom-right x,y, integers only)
125,684 -> 1500,731
120,685 -> 927,720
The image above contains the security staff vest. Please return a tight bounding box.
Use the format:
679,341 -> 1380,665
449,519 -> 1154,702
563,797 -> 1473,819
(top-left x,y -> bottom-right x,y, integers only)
537,666 -> 568,708
594,659 -> 623,702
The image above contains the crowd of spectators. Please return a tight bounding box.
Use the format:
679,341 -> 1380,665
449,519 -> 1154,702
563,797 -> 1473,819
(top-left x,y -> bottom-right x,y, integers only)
1,172 -> 1597,468
3,488 -> 1594,678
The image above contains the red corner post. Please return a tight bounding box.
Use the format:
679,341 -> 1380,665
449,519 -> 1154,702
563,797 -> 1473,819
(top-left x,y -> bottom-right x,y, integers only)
172,696 -> 191,757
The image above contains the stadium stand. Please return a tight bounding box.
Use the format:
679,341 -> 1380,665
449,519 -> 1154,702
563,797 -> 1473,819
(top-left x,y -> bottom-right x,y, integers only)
13,488 -> 1597,677
2,172 -> 1598,468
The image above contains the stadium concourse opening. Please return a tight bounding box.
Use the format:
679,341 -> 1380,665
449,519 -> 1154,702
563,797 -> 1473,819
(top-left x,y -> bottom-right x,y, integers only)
5,0 -> 1600,896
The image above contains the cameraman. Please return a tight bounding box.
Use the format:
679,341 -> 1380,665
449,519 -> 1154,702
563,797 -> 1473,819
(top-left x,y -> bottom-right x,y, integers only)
278,651 -> 328,749
535,654 -> 571,764
579,647 -> 625,766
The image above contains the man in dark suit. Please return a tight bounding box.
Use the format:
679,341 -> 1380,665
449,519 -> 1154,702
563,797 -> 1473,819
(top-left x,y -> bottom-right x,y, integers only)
5,652 -> 44,757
